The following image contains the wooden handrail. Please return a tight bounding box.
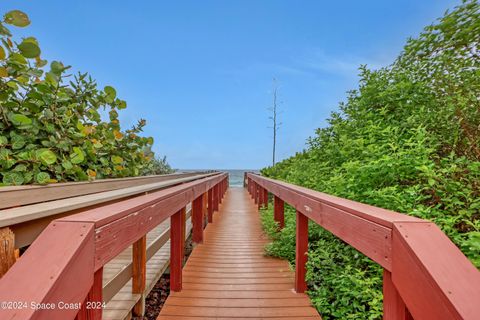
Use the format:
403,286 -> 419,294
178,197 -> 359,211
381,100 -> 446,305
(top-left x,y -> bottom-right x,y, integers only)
0,173 -> 229,320
0,172 -> 208,210
2,172 -> 218,251
246,172 -> 480,320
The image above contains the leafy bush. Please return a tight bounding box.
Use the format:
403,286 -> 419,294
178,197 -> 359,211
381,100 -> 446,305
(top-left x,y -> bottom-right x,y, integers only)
0,10 -> 170,185
143,154 -> 174,175
261,1 -> 480,318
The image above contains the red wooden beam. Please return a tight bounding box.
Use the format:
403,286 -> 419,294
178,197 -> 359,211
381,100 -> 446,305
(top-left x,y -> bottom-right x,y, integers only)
274,196 -> 285,229
383,269 -> 412,320
132,236 -> 146,317
76,267 -> 103,320
192,194 -> 204,243
207,188 -> 213,223
219,181 -> 223,205
181,208 -> 186,262
263,188 -> 269,209
92,191 -> 188,270
202,192 -> 208,228
248,173 -> 419,228
391,222 -> 480,319
213,184 -> 219,212
59,173 -> 226,228
295,210 -> 308,293
170,207 -> 185,292
0,221 -> 94,320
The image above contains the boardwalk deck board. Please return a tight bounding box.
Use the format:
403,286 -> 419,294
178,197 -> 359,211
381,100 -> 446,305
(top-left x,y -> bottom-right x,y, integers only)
157,188 -> 321,319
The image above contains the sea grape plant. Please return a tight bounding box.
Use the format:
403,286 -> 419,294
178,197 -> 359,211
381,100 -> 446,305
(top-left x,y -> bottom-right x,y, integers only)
0,10 -> 160,185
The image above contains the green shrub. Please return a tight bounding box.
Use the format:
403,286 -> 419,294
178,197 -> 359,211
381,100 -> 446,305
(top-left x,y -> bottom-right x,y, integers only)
0,10 -> 171,185
260,1 -> 480,318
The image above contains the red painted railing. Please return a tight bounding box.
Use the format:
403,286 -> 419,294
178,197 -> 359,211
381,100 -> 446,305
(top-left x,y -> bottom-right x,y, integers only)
0,173 -> 228,320
246,172 -> 480,320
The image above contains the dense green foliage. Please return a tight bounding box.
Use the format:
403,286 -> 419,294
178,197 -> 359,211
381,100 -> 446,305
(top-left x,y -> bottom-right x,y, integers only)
261,1 -> 480,319
0,10 -> 171,185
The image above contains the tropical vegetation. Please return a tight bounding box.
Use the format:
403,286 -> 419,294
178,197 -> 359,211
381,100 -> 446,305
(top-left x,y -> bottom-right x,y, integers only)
0,10 -> 172,186
261,1 -> 480,318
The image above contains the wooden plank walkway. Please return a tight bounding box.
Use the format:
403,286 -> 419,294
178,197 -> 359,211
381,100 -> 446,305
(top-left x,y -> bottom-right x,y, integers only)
158,187 -> 321,319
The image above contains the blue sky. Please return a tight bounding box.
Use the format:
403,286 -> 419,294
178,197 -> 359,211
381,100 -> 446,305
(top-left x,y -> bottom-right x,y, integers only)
6,0 -> 460,169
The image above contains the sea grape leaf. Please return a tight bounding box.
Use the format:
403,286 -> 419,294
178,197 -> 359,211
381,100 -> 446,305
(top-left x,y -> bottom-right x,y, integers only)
4,10 -> 30,27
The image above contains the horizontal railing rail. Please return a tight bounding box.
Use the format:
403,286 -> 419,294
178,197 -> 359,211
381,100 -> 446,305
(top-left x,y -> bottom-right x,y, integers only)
0,172 -> 229,320
246,172 -> 480,320
0,172 -> 209,210
0,172 -> 217,252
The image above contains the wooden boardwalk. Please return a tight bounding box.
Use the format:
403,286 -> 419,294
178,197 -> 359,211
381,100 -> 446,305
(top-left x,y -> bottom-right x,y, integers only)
157,187 -> 321,319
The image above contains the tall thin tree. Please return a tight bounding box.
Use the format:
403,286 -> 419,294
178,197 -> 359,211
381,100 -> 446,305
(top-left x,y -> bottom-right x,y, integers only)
268,79 -> 282,166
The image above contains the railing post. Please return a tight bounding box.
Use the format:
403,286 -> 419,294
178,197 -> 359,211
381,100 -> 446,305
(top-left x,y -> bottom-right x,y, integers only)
208,187 -> 214,223
181,207 -> 186,260
132,235 -> 146,317
263,188 -> 269,209
256,185 -> 261,207
170,207 -> 185,292
295,210 -> 308,293
253,182 -> 258,203
203,191 -> 208,227
192,194 -> 204,243
213,184 -> 219,212
0,227 -> 16,278
219,181 -> 223,205
274,196 -> 285,229
383,269 -> 413,320
76,267 -> 103,320
258,186 -> 265,210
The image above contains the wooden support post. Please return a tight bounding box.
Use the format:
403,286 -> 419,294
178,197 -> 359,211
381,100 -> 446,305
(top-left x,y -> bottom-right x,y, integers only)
244,173 -> 247,188
274,196 -> 285,229
170,208 -> 185,292
181,207 -> 186,261
76,267 -> 103,320
263,188 -> 269,209
213,184 -> 219,212
132,235 -> 146,317
253,183 -> 257,203
0,228 -> 15,278
295,210 -> 308,293
192,194 -> 204,243
208,188 -> 214,223
219,182 -> 222,205
383,269 -> 413,320
203,192 -> 208,227
257,186 -> 264,210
